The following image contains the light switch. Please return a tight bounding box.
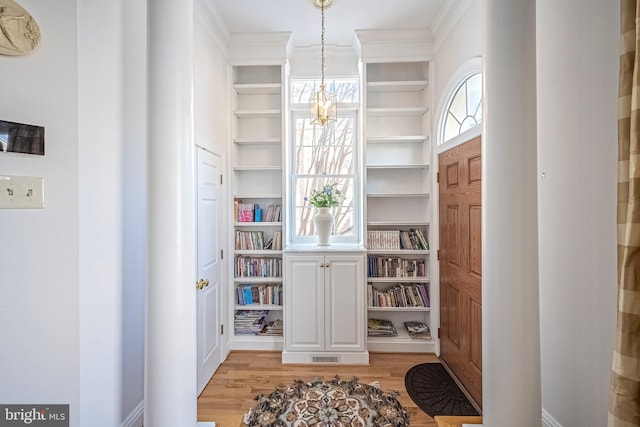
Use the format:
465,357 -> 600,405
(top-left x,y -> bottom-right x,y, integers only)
0,175 -> 45,209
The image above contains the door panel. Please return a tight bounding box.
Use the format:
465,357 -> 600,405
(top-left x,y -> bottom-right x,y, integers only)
197,148 -> 223,395
439,136 -> 482,407
285,256 -> 324,351
325,255 -> 365,351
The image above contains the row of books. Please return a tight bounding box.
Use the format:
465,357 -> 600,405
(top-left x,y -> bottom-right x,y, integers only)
367,318 -> 432,340
367,283 -> 430,308
234,256 -> 282,278
368,256 -> 427,278
235,230 -> 282,251
367,229 -> 429,250
235,284 -> 282,306
235,201 -> 281,223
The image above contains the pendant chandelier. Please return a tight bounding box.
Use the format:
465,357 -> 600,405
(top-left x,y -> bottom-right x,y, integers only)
309,0 -> 337,126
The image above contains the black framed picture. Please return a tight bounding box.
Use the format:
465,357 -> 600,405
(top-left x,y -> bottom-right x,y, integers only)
0,119 -> 45,155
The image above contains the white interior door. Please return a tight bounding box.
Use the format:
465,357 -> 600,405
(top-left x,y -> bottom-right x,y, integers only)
196,148 -> 223,395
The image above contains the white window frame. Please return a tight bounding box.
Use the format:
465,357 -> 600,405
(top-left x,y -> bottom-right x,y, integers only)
287,99 -> 361,245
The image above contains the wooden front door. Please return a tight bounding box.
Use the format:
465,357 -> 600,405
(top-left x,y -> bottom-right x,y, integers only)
438,136 -> 482,406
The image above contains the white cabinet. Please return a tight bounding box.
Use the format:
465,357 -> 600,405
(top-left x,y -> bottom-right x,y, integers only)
282,252 -> 369,364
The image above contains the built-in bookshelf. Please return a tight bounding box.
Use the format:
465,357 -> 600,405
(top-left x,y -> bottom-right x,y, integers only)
364,60 -> 433,353
230,64 -> 286,349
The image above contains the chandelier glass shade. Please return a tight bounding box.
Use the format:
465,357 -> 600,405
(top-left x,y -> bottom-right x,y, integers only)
309,0 -> 337,126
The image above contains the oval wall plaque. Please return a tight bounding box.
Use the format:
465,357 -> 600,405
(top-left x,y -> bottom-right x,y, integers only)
0,0 -> 40,56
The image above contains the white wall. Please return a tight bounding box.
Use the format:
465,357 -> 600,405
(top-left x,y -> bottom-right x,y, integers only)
432,0 -> 483,132
536,0 -> 618,425
0,0 -> 80,425
195,5 -> 229,157
121,0 -> 147,424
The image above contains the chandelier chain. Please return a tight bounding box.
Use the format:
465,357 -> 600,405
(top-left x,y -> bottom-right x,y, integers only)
321,1 -> 325,85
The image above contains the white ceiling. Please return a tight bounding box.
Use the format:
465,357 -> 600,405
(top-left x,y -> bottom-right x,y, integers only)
211,0 -> 447,47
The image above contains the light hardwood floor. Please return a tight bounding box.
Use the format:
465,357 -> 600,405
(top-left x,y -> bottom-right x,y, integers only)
197,351 -> 439,427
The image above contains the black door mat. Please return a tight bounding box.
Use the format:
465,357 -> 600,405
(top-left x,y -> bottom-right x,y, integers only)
404,363 -> 480,418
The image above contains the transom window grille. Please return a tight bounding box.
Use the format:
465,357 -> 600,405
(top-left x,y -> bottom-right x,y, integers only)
441,73 -> 483,143
289,78 -> 360,243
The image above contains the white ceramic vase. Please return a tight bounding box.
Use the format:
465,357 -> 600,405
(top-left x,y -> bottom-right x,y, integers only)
313,207 -> 334,246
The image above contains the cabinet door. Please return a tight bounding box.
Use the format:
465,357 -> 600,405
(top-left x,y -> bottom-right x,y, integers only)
285,255 -> 324,352
325,254 -> 365,352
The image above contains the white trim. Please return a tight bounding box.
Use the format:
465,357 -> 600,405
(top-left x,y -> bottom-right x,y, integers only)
436,125 -> 482,154
542,409 -> 563,427
432,0 -> 473,52
434,57 -> 483,148
195,0 -> 230,57
121,400 -> 144,427
197,423 -> 216,427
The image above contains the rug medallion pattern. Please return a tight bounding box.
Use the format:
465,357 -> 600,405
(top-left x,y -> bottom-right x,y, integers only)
242,376 -> 409,426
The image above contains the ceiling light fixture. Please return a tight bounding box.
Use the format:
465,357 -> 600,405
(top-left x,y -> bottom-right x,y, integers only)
309,0 -> 337,126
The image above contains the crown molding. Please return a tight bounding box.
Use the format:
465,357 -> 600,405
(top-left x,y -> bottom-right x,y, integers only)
195,0 -> 230,57
355,29 -> 434,62
431,0 -> 472,52
228,32 -> 294,65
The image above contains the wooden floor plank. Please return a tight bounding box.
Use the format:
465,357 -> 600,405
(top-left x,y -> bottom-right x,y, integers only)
197,351 -> 439,427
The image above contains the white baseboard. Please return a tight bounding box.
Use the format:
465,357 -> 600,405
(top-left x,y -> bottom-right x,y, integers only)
197,423 -> 216,426
542,408 -> 562,427
121,400 -> 144,427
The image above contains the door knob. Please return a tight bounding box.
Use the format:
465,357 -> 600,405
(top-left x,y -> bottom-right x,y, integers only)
196,279 -> 206,290
203,279 -> 209,288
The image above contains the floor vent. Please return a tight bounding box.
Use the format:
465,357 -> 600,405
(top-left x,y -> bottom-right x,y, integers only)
312,356 -> 338,363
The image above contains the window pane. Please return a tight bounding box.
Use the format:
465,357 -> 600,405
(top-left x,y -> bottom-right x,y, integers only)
441,73 -> 483,144
466,73 -> 482,119
294,177 -> 355,237
291,78 -> 359,104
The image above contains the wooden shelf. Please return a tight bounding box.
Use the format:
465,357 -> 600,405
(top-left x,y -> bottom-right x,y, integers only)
367,192 -> 429,198
367,107 -> 428,117
367,250 -> 430,255
234,277 -> 283,284
367,221 -> 430,226
234,304 -> 283,310
367,136 -> 428,144
234,222 -> 282,227
234,109 -> 281,118
367,164 -> 429,169
367,80 -> 429,92
235,250 -> 283,256
367,306 -> 431,312
368,277 -> 430,283
234,83 -> 282,95
233,138 -> 281,145
234,194 -> 282,199
233,166 -> 282,171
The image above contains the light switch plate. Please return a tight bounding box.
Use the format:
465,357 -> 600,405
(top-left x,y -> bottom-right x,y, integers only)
0,175 -> 45,209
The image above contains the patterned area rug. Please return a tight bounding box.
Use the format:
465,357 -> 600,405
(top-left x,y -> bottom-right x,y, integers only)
242,376 -> 409,426
404,363 -> 479,418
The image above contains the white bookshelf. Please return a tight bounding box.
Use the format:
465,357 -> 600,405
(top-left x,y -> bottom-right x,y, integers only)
364,60 -> 433,353
230,64 -> 286,350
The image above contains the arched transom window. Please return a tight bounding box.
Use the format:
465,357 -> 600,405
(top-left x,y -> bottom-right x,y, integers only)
441,73 -> 483,143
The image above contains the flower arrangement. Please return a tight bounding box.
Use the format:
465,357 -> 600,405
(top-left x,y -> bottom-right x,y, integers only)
305,182 -> 342,208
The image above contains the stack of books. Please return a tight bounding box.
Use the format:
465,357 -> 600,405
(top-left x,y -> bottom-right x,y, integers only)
234,310 -> 268,335
367,318 -> 398,337
367,283 -> 430,308
404,321 -> 432,340
258,319 -> 283,336
235,284 -> 282,306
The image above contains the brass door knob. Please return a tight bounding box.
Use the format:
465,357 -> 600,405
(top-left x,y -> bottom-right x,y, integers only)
196,279 -> 206,290
203,279 -> 209,288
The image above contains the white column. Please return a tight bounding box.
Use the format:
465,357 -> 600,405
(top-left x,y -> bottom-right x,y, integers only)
146,0 -> 197,426
483,0 -> 541,426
